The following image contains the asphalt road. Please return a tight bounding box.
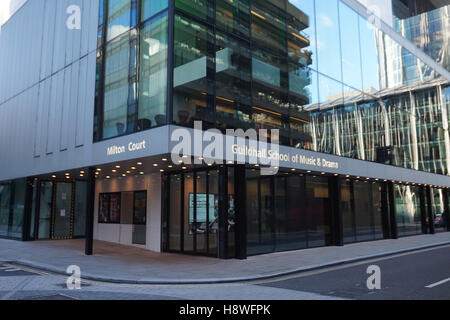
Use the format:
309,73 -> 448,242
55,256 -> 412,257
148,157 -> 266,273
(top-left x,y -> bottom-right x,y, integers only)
1,245 -> 449,300
258,244 -> 450,300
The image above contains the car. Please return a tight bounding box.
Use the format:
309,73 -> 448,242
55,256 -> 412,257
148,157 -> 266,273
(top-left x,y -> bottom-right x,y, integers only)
435,214 -> 446,228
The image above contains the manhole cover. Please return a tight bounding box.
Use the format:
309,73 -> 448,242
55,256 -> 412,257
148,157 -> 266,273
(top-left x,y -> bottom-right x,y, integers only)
21,294 -> 77,300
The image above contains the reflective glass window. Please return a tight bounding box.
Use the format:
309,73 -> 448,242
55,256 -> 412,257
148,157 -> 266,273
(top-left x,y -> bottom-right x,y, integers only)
184,173 -> 194,252
169,174 -> 182,251
359,15 -> 381,93
288,0 -> 318,71
175,0 -> 207,20
215,32 -> 252,131
251,0 -> 287,53
216,0 -> 250,37
102,31 -> 138,139
0,183 -> 11,237
107,0 -> 134,41
339,2 -> 363,91
139,13 -> 168,129
173,15 -> 213,127
315,0 -> 342,82
141,0 -> 168,21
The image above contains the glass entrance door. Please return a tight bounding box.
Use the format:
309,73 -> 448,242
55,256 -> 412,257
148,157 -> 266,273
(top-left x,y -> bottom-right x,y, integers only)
52,182 -> 73,239
164,167 -> 235,258
38,182 -> 53,239
36,181 -> 75,240
132,191 -> 147,245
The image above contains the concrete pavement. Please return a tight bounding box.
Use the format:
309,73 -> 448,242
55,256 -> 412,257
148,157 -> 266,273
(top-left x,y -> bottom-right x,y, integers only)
0,233 -> 449,284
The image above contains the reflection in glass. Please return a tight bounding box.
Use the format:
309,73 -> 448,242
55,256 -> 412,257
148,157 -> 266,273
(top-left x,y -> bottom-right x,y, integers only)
251,0 -> 287,53
169,175 -> 181,251
173,15 -> 213,127
315,0 -> 342,82
107,0 -> 133,41
103,31 -> 137,139
339,2 -> 363,91
184,173 -> 194,252
246,171 -> 331,255
141,0 -> 167,21
216,0 -> 250,37
215,32 -> 252,131
138,14 -> 168,129
395,185 -> 422,237
175,0 -> 207,20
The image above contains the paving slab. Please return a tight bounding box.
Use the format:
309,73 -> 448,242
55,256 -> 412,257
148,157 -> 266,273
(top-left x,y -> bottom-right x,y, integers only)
0,233 -> 449,284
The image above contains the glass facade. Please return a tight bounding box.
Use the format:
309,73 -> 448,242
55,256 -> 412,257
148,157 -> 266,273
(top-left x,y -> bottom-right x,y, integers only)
340,179 -> 385,244
392,1 -> 449,72
246,170 -> 331,255
90,0 -> 450,257
164,167 -> 235,258
94,0 -> 450,176
0,179 -> 26,239
95,0 -> 168,140
394,184 -> 423,237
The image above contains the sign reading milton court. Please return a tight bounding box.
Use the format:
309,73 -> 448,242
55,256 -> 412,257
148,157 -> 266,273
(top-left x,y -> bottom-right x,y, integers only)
107,140 -> 147,156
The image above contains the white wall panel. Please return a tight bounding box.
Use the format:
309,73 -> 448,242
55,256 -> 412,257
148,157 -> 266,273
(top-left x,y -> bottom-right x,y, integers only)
34,82 -> 45,158
54,70 -> 65,153
70,60 -> 80,148
61,66 -> 71,151
0,0 -> 100,181
64,0 -> 74,67
52,0 -> 66,74
71,0 -> 82,62
75,56 -> 88,147
40,78 -> 51,157
40,0 -> 56,80
80,0 -> 91,57
88,0 -> 100,53
46,75 -> 58,155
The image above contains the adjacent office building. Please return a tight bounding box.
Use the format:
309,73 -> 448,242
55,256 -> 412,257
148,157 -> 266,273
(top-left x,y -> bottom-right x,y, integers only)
0,0 -> 449,259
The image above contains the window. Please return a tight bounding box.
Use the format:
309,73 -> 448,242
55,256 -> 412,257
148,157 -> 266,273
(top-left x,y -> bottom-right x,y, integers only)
216,0 -> 250,37
102,31 -> 137,139
141,0 -> 168,21
175,0 -> 207,20
133,191 -> 147,225
99,193 -> 121,224
173,15 -> 213,127
107,0 -> 135,41
96,1 -> 168,141
215,31 -> 252,131
138,13 -> 168,128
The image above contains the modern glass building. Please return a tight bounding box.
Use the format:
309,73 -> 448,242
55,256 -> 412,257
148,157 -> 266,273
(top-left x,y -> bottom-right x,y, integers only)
0,0 -> 449,259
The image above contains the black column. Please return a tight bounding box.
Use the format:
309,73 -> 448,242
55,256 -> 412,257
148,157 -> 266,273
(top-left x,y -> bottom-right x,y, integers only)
426,186 -> 435,235
419,187 -> 428,234
166,0 -> 174,125
444,189 -> 450,232
388,183 -> 398,239
21,178 -> 35,241
85,167 -> 96,256
329,176 -> 343,246
218,166 -> 229,259
234,165 -> 247,260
